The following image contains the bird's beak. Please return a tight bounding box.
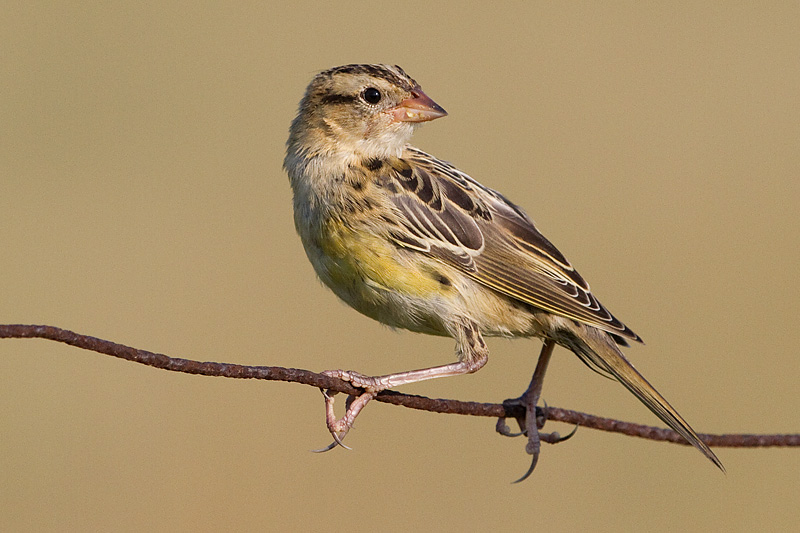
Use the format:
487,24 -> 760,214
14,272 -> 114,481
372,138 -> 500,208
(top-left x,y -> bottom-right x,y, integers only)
387,86 -> 447,123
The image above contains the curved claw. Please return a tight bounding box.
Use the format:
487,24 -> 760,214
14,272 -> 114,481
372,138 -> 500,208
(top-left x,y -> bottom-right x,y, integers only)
311,440 -> 350,453
512,450 -> 540,484
318,388 -> 355,450
509,425 -> 579,482
329,429 -> 352,450
539,423 -> 580,444
318,381 -> 381,453
557,424 -> 579,443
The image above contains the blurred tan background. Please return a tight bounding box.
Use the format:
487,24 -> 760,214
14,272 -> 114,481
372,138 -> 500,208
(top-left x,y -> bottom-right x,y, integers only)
2,2 -> 798,531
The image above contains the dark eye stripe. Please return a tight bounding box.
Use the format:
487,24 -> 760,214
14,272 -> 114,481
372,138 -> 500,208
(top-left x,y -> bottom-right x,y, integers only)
320,93 -> 357,105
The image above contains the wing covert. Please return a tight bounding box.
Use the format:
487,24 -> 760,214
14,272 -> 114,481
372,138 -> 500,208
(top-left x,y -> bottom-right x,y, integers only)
378,147 -> 641,343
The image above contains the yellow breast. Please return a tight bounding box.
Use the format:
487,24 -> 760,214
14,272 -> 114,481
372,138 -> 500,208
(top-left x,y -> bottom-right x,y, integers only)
317,222 -> 441,299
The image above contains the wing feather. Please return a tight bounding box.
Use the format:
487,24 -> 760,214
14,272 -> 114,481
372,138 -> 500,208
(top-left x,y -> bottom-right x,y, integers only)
379,147 -> 642,343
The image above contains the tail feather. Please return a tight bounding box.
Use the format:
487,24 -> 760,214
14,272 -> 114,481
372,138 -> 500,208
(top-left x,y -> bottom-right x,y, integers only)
571,327 -> 724,472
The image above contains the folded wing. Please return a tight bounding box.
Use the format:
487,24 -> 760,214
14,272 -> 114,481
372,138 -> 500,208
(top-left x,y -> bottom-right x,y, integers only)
380,147 -> 642,344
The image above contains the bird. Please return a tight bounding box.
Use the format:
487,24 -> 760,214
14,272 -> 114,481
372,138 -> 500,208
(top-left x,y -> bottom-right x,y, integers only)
283,63 -> 723,474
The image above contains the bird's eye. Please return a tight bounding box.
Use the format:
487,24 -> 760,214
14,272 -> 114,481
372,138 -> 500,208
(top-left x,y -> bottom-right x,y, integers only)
362,87 -> 382,104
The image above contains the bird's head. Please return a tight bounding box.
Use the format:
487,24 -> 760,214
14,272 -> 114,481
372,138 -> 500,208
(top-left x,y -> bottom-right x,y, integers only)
289,64 -> 447,160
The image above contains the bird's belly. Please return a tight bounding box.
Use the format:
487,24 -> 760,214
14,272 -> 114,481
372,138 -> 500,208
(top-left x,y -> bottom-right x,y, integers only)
302,224 -> 451,335
300,221 -> 547,340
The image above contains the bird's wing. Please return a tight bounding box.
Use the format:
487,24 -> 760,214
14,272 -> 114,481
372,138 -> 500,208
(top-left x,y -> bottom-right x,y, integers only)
379,147 -> 641,343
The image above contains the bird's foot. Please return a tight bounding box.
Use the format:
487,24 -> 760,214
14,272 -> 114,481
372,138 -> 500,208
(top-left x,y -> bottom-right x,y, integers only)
496,394 -> 578,482
496,394 -> 548,437
313,370 -> 382,452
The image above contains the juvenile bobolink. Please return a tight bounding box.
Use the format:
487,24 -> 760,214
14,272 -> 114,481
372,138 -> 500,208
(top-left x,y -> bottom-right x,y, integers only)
284,64 -> 722,472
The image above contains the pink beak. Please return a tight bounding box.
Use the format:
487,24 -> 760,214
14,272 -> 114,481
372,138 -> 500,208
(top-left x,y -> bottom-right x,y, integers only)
387,86 -> 447,123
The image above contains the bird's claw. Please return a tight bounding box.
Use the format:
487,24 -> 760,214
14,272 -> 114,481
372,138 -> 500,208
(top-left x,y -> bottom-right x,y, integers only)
311,440 -> 346,453
314,371 -> 381,452
311,389 -> 352,452
512,452 -> 540,484
498,392 -> 578,482
540,423 -> 579,444
510,424 -> 579,481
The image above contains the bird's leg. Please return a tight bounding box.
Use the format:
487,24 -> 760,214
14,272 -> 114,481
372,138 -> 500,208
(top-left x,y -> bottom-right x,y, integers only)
315,321 -> 489,451
496,339 -> 575,481
497,339 -> 555,436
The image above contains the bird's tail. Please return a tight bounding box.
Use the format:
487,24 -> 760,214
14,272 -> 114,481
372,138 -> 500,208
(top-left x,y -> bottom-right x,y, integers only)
569,326 -> 724,471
